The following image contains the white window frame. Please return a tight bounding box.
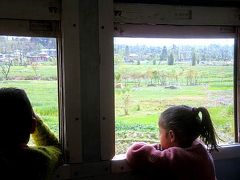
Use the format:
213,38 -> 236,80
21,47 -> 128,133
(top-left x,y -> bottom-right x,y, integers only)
110,2 -> 240,174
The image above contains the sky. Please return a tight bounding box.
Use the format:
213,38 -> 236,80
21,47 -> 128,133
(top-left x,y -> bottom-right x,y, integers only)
114,37 -> 234,47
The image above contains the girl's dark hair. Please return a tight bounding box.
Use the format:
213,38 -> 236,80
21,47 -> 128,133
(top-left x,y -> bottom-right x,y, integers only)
159,105 -> 218,152
0,87 -> 34,145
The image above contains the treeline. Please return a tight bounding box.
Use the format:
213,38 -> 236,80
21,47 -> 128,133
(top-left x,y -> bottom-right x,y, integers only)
115,68 -> 200,88
114,43 -> 234,65
115,64 -> 233,89
0,36 -> 56,55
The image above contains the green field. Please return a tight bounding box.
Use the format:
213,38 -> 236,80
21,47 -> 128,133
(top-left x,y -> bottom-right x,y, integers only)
0,63 -> 235,154
0,64 -> 59,138
115,64 -> 234,154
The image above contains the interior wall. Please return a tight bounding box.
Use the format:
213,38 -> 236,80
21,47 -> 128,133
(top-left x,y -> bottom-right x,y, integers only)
0,0 -> 60,20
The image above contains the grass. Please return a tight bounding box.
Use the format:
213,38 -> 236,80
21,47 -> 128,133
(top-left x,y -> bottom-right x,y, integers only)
0,63 -> 235,154
0,79 -> 59,137
9,65 -> 57,79
115,64 -> 234,154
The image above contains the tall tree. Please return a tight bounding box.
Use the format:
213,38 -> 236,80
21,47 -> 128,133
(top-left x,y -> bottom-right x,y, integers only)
192,49 -> 197,66
168,53 -> 174,65
172,44 -> 179,62
160,46 -> 168,63
124,45 -> 129,57
124,45 -> 130,62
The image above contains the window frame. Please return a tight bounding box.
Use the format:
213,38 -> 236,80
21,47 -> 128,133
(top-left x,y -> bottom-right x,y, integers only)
109,3 -> 240,175
0,18 -> 63,149
113,26 -> 238,151
111,3 -> 240,154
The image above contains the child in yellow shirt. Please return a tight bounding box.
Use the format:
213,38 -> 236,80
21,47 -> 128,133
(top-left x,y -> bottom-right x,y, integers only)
0,87 -> 62,180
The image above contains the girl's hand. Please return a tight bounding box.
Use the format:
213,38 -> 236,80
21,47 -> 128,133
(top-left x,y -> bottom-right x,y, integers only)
152,143 -> 162,150
32,112 -> 43,124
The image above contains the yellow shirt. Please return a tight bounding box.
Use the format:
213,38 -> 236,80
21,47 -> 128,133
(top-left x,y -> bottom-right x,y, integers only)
0,117 -> 62,180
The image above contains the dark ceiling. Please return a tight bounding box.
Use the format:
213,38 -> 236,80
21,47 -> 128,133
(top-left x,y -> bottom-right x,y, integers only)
114,0 -> 240,7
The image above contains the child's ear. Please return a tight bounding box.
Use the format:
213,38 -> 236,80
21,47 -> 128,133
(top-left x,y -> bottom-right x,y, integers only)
30,118 -> 36,134
168,130 -> 176,143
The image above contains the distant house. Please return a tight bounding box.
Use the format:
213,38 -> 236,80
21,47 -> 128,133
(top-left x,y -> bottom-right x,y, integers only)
27,53 -> 49,62
0,53 -> 16,64
40,49 -> 56,57
0,53 -> 4,62
124,53 -> 138,64
178,49 -> 192,62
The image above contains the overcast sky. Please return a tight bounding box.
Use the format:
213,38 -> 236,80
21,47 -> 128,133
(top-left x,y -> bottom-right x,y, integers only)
114,37 -> 234,47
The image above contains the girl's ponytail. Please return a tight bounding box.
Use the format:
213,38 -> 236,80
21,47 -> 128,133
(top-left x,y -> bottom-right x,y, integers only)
197,107 -> 219,152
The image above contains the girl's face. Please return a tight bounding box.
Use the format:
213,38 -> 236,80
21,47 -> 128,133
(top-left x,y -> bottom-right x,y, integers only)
159,126 -> 172,150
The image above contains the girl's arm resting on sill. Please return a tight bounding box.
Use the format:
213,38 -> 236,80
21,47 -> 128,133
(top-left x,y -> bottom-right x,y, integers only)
31,114 -> 60,148
126,142 -> 174,169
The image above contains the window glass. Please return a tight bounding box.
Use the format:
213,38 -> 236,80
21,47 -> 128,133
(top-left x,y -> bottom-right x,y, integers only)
114,37 -> 234,154
0,36 -> 59,143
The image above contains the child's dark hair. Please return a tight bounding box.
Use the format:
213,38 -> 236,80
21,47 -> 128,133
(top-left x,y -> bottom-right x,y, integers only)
159,105 -> 218,152
0,87 -> 34,145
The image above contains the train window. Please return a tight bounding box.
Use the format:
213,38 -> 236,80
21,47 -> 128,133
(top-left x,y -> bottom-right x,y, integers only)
114,37 -> 235,155
0,35 -> 59,143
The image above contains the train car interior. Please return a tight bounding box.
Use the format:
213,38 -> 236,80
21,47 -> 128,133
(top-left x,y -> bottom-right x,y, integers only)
1,0 -> 240,179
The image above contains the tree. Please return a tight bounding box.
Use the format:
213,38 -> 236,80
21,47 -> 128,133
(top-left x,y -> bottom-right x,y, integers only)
160,46 -> 168,63
120,88 -> 131,115
114,54 -> 123,65
172,44 -> 179,62
0,59 -> 12,80
152,70 -> 159,85
158,70 -> 167,86
185,69 -> 198,85
192,51 -> 196,66
124,45 -> 129,60
124,45 -> 129,56
30,62 -> 39,78
168,53 -> 174,65
146,70 -> 154,85
137,59 -> 140,65
30,37 -> 56,49
153,59 -> 156,65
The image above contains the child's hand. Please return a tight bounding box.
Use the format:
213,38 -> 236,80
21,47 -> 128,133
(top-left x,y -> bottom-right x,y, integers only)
152,143 -> 162,150
32,112 -> 43,124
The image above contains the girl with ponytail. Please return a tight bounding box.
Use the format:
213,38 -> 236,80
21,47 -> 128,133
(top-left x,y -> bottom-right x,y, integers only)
126,105 -> 218,180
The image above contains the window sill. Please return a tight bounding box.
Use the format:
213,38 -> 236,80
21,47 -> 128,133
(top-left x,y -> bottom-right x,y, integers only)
54,144 -> 240,179
111,144 -> 240,173
212,143 -> 240,160
111,154 -> 132,173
